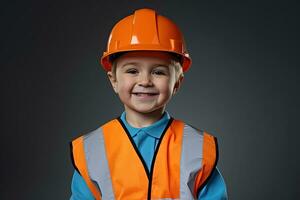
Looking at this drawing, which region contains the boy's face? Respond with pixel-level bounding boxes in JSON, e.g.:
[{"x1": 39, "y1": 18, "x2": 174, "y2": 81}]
[{"x1": 107, "y1": 51, "x2": 183, "y2": 115}]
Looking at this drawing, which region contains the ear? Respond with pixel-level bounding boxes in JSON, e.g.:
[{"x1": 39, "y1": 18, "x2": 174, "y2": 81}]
[
  {"x1": 107, "y1": 71, "x2": 118, "y2": 93},
  {"x1": 173, "y1": 74, "x2": 184, "y2": 95}
]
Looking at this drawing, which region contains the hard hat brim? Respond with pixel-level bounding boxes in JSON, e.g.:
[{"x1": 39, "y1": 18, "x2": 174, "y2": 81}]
[{"x1": 101, "y1": 49, "x2": 191, "y2": 72}]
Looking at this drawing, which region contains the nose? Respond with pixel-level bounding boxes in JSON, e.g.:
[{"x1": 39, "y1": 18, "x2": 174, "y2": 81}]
[{"x1": 138, "y1": 72, "x2": 153, "y2": 87}]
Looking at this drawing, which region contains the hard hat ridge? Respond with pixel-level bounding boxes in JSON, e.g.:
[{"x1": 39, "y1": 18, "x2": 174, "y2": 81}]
[{"x1": 130, "y1": 8, "x2": 160, "y2": 45}]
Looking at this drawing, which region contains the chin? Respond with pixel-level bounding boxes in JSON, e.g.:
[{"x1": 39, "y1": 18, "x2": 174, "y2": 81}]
[
  {"x1": 130, "y1": 105, "x2": 165, "y2": 114},
  {"x1": 133, "y1": 108, "x2": 157, "y2": 114}
]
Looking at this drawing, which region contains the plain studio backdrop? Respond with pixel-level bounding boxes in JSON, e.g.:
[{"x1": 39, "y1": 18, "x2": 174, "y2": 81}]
[{"x1": 1, "y1": 0, "x2": 299, "y2": 199}]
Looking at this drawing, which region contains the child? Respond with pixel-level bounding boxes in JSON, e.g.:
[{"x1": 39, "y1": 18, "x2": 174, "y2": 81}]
[{"x1": 70, "y1": 8, "x2": 227, "y2": 200}]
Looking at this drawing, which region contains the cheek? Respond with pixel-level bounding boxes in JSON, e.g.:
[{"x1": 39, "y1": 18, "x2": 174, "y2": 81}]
[
  {"x1": 116, "y1": 79, "x2": 133, "y2": 94},
  {"x1": 158, "y1": 79, "x2": 175, "y2": 95}
]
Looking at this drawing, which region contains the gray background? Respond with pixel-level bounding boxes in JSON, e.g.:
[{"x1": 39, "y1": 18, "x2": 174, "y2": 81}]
[{"x1": 1, "y1": 0, "x2": 299, "y2": 199}]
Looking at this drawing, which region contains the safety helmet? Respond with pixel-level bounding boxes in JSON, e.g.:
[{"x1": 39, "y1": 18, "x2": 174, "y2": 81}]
[{"x1": 100, "y1": 8, "x2": 192, "y2": 72}]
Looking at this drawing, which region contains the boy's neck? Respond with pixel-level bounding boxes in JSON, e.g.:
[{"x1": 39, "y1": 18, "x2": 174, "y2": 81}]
[{"x1": 124, "y1": 107, "x2": 165, "y2": 128}]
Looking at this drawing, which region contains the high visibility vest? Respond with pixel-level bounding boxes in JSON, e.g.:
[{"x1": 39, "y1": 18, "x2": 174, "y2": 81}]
[{"x1": 71, "y1": 118, "x2": 218, "y2": 200}]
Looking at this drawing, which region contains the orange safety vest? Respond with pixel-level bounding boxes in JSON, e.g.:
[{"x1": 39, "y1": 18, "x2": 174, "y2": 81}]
[{"x1": 71, "y1": 118, "x2": 218, "y2": 200}]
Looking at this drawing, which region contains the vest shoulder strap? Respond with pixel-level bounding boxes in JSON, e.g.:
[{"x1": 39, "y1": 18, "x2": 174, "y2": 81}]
[
  {"x1": 71, "y1": 136, "x2": 102, "y2": 200},
  {"x1": 194, "y1": 130, "x2": 218, "y2": 197}
]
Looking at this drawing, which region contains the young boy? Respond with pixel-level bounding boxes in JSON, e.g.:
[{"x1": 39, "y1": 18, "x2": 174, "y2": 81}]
[{"x1": 70, "y1": 8, "x2": 227, "y2": 200}]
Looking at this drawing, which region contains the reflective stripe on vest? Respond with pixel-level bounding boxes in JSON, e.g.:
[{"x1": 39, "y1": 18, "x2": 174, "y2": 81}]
[{"x1": 71, "y1": 118, "x2": 218, "y2": 200}]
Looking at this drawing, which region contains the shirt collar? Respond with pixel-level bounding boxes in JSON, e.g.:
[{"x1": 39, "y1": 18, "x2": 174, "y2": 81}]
[{"x1": 120, "y1": 111, "x2": 170, "y2": 139}]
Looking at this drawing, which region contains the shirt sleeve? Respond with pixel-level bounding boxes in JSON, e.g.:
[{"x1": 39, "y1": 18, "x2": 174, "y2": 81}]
[
  {"x1": 70, "y1": 170, "x2": 95, "y2": 200},
  {"x1": 198, "y1": 167, "x2": 228, "y2": 200}
]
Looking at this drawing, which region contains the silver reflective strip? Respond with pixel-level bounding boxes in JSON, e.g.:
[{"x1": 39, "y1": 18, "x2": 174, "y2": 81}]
[
  {"x1": 180, "y1": 124, "x2": 204, "y2": 199},
  {"x1": 83, "y1": 127, "x2": 115, "y2": 200}
]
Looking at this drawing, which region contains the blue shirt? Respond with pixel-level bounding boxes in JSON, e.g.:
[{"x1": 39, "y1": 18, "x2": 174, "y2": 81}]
[{"x1": 70, "y1": 112, "x2": 228, "y2": 199}]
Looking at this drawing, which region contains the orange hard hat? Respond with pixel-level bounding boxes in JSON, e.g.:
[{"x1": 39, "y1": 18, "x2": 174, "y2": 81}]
[{"x1": 100, "y1": 8, "x2": 192, "y2": 72}]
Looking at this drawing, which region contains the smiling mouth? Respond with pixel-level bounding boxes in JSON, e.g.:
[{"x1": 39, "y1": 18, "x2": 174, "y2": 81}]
[{"x1": 132, "y1": 93, "x2": 158, "y2": 96}]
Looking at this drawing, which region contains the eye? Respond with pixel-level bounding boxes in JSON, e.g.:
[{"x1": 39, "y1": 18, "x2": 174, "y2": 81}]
[
  {"x1": 126, "y1": 68, "x2": 138, "y2": 74},
  {"x1": 153, "y1": 70, "x2": 165, "y2": 75},
  {"x1": 152, "y1": 68, "x2": 168, "y2": 76}
]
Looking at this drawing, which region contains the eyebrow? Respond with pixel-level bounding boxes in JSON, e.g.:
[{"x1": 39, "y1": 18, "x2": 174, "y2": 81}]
[
  {"x1": 153, "y1": 64, "x2": 169, "y2": 68},
  {"x1": 121, "y1": 62, "x2": 139, "y2": 68},
  {"x1": 120, "y1": 62, "x2": 170, "y2": 69}
]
